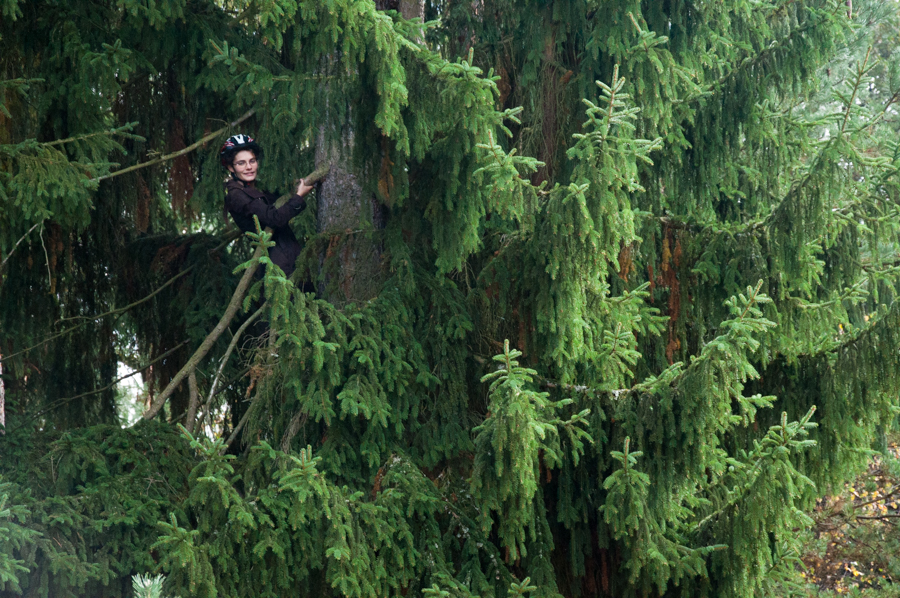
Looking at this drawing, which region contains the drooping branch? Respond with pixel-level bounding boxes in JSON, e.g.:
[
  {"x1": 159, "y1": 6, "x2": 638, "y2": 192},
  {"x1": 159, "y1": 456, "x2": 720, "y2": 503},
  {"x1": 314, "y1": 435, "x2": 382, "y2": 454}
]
[
  {"x1": 2, "y1": 229, "x2": 245, "y2": 364},
  {"x1": 93, "y1": 109, "x2": 256, "y2": 183},
  {"x1": 8, "y1": 341, "x2": 189, "y2": 433},
  {"x1": 191, "y1": 301, "x2": 267, "y2": 434}
]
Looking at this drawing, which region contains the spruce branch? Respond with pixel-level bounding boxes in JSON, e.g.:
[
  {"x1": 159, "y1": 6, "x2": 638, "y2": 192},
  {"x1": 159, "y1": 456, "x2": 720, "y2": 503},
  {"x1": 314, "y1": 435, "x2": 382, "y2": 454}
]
[
  {"x1": 43, "y1": 123, "x2": 140, "y2": 147},
  {"x1": 92, "y1": 109, "x2": 256, "y2": 183},
  {"x1": 131, "y1": 574, "x2": 167, "y2": 598},
  {"x1": 693, "y1": 407, "x2": 818, "y2": 533},
  {"x1": 840, "y1": 46, "x2": 873, "y2": 136},
  {"x1": 738, "y1": 280, "x2": 765, "y2": 321},
  {"x1": 0, "y1": 78, "x2": 43, "y2": 118},
  {"x1": 694, "y1": 5, "x2": 846, "y2": 106}
]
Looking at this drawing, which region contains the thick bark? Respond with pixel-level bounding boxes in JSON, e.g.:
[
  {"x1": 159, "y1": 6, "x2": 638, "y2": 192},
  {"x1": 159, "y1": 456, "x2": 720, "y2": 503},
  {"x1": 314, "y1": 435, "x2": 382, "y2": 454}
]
[
  {"x1": 374, "y1": 0, "x2": 423, "y2": 15},
  {"x1": 399, "y1": 0, "x2": 424, "y2": 20},
  {"x1": 533, "y1": 26, "x2": 559, "y2": 186},
  {"x1": 315, "y1": 127, "x2": 385, "y2": 303},
  {"x1": 315, "y1": 0, "x2": 423, "y2": 304}
]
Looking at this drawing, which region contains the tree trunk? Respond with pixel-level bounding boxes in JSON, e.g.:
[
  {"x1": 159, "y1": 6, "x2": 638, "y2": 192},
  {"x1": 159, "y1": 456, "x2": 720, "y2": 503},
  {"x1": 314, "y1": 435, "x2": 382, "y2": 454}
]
[
  {"x1": 315, "y1": 0, "x2": 422, "y2": 304},
  {"x1": 315, "y1": 128, "x2": 385, "y2": 304},
  {"x1": 399, "y1": 0, "x2": 424, "y2": 20}
]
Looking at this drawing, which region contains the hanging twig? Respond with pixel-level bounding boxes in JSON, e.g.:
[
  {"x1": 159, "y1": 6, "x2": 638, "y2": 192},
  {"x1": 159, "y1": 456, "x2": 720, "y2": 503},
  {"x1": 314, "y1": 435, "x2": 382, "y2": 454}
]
[
  {"x1": 0, "y1": 221, "x2": 43, "y2": 271},
  {"x1": 221, "y1": 403, "x2": 253, "y2": 453},
  {"x1": 191, "y1": 302, "x2": 267, "y2": 434},
  {"x1": 93, "y1": 109, "x2": 256, "y2": 183},
  {"x1": 39, "y1": 223, "x2": 52, "y2": 290},
  {"x1": 1, "y1": 229, "x2": 244, "y2": 364}
]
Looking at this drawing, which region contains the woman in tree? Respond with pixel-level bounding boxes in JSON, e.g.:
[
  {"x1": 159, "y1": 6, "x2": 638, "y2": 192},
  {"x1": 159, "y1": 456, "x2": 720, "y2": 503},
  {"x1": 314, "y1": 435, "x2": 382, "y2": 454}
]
[{"x1": 220, "y1": 134, "x2": 315, "y2": 281}]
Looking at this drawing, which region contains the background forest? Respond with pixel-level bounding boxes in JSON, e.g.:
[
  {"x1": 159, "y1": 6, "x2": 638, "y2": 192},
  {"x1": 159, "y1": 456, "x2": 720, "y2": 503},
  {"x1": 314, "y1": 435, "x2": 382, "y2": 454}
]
[{"x1": 4, "y1": 0, "x2": 900, "y2": 597}]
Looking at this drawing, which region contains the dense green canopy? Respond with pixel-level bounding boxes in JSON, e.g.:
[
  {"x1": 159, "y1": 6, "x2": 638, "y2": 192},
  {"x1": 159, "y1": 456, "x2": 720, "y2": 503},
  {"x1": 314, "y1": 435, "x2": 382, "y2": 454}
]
[{"x1": 3, "y1": 0, "x2": 900, "y2": 597}]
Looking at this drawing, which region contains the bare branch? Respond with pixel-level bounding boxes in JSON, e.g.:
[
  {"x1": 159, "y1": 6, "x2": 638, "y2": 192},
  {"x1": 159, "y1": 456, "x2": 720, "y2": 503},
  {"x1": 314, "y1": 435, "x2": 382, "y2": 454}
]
[
  {"x1": 185, "y1": 371, "x2": 200, "y2": 434},
  {"x1": 1, "y1": 230, "x2": 245, "y2": 364},
  {"x1": 93, "y1": 109, "x2": 256, "y2": 183},
  {"x1": 141, "y1": 241, "x2": 266, "y2": 421},
  {"x1": 44, "y1": 123, "x2": 138, "y2": 147},
  {"x1": 0, "y1": 221, "x2": 43, "y2": 271},
  {"x1": 194, "y1": 301, "x2": 267, "y2": 431},
  {"x1": 207, "y1": 302, "x2": 266, "y2": 402},
  {"x1": 221, "y1": 403, "x2": 253, "y2": 453}
]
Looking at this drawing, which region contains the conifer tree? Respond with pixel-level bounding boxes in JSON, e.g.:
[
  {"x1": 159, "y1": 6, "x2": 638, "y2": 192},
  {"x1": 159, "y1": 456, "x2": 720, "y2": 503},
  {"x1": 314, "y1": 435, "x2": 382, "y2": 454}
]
[{"x1": 3, "y1": 1, "x2": 900, "y2": 597}]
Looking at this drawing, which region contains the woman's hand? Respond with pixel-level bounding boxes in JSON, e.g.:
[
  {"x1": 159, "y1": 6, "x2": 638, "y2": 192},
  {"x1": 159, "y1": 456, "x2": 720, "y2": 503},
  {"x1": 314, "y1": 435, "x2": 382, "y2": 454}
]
[{"x1": 296, "y1": 178, "x2": 315, "y2": 197}]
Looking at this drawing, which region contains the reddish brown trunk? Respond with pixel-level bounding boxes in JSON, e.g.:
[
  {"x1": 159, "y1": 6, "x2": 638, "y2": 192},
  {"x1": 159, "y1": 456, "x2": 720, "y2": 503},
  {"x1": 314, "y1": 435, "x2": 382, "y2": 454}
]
[{"x1": 532, "y1": 29, "x2": 559, "y2": 186}]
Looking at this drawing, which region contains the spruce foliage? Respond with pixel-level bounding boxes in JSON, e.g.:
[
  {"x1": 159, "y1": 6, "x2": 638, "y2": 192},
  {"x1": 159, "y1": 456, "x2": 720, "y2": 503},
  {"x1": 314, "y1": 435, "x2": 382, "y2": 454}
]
[{"x1": 3, "y1": 1, "x2": 900, "y2": 597}]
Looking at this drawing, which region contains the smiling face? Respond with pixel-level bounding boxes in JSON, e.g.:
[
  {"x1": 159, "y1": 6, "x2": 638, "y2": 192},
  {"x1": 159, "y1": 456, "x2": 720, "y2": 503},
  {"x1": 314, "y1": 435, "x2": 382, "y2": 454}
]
[{"x1": 227, "y1": 149, "x2": 258, "y2": 184}]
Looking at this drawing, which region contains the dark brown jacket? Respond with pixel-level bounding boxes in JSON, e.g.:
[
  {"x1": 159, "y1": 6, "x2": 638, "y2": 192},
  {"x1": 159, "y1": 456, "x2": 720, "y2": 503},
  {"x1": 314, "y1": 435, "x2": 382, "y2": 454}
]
[{"x1": 224, "y1": 179, "x2": 306, "y2": 277}]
